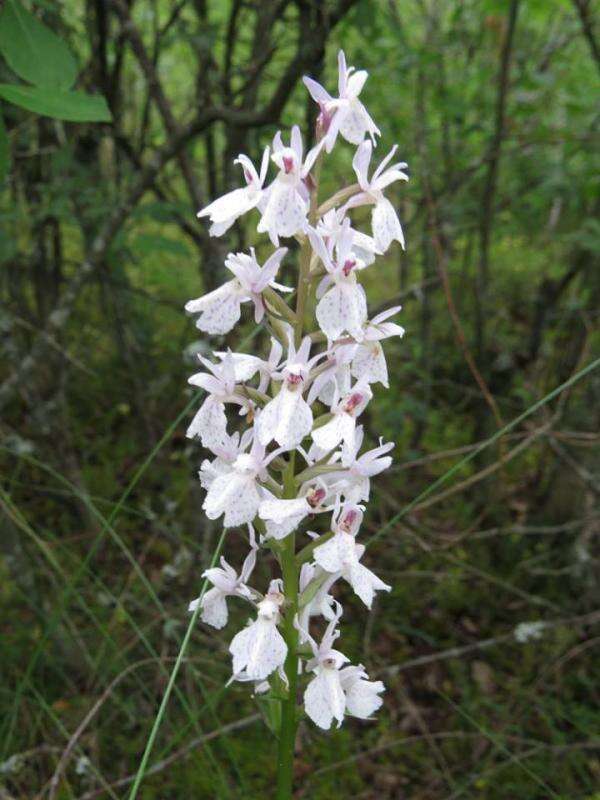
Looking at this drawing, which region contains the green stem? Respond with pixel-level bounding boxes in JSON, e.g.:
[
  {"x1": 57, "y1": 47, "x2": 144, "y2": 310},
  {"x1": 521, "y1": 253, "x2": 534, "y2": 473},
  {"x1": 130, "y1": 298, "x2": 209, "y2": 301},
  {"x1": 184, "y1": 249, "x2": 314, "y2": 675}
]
[
  {"x1": 275, "y1": 142, "x2": 324, "y2": 799},
  {"x1": 275, "y1": 457, "x2": 299, "y2": 799}
]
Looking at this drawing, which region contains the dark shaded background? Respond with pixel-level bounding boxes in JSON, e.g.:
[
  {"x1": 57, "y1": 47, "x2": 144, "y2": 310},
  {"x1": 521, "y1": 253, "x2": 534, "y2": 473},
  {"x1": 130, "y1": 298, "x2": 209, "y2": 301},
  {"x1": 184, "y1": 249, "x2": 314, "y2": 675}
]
[{"x1": 1, "y1": 1, "x2": 599, "y2": 797}]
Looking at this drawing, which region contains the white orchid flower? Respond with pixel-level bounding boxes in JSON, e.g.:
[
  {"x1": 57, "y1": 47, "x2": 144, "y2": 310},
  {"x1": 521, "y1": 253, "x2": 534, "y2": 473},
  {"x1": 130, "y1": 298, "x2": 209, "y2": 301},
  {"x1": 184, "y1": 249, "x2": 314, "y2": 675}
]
[
  {"x1": 346, "y1": 139, "x2": 408, "y2": 252},
  {"x1": 215, "y1": 337, "x2": 284, "y2": 394},
  {"x1": 316, "y1": 207, "x2": 380, "y2": 266},
  {"x1": 259, "y1": 483, "x2": 329, "y2": 541},
  {"x1": 197, "y1": 147, "x2": 270, "y2": 236},
  {"x1": 202, "y1": 435, "x2": 282, "y2": 528},
  {"x1": 337, "y1": 426, "x2": 394, "y2": 503},
  {"x1": 303, "y1": 50, "x2": 380, "y2": 153},
  {"x1": 188, "y1": 540, "x2": 257, "y2": 629},
  {"x1": 186, "y1": 352, "x2": 249, "y2": 450},
  {"x1": 257, "y1": 126, "x2": 323, "y2": 246},
  {"x1": 350, "y1": 305, "x2": 405, "y2": 386},
  {"x1": 255, "y1": 335, "x2": 324, "y2": 450},
  {"x1": 339, "y1": 664, "x2": 385, "y2": 719},
  {"x1": 308, "y1": 221, "x2": 368, "y2": 341},
  {"x1": 313, "y1": 504, "x2": 391, "y2": 608},
  {"x1": 230, "y1": 580, "x2": 288, "y2": 682},
  {"x1": 311, "y1": 381, "x2": 373, "y2": 453},
  {"x1": 185, "y1": 247, "x2": 289, "y2": 335},
  {"x1": 301, "y1": 604, "x2": 349, "y2": 729}
]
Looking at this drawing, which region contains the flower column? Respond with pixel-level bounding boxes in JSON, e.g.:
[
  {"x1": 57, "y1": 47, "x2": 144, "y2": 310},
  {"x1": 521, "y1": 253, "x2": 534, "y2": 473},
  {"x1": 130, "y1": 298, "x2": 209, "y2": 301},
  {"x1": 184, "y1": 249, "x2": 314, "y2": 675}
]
[{"x1": 185, "y1": 50, "x2": 409, "y2": 800}]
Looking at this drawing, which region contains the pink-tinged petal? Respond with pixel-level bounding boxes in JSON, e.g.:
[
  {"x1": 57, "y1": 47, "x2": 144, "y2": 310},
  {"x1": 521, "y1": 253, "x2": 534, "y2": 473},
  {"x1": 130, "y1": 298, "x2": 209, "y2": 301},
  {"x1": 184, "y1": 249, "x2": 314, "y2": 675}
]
[
  {"x1": 304, "y1": 669, "x2": 345, "y2": 729},
  {"x1": 372, "y1": 198, "x2": 405, "y2": 252},
  {"x1": 338, "y1": 104, "x2": 368, "y2": 145},
  {"x1": 371, "y1": 144, "x2": 398, "y2": 183},
  {"x1": 303, "y1": 75, "x2": 332, "y2": 106},
  {"x1": 199, "y1": 588, "x2": 229, "y2": 629},
  {"x1": 302, "y1": 139, "x2": 325, "y2": 177},
  {"x1": 370, "y1": 305, "x2": 402, "y2": 326},
  {"x1": 337, "y1": 50, "x2": 348, "y2": 95},
  {"x1": 374, "y1": 165, "x2": 409, "y2": 191},
  {"x1": 352, "y1": 140, "x2": 372, "y2": 190},
  {"x1": 351, "y1": 342, "x2": 389, "y2": 386},
  {"x1": 346, "y1": 69, "x2": 368, "y2": 98},
  {"x1": 291, "y1": 125, "x2": 303, "y2": 162},
  {"x1": 259, "y1": 146, "x2": 270, "y2": 184},
  {"x1": 255, "y1": 247, "x2": 287, "y2": 291},
  {"x1": 234, "y1": 154, "x2": 258, "y2": 185},
  {"x1": 348, "y1": 561, "x2": 391, "y2": 609},
  {"x1": 323, "y1": 111, "x2": 342, "y2": 153},
  {"x1": 272, "y1": 130, "x2": 284, "y2": 154},
  {"x1": 307, "y1": 227, "x2": 335, "y2": 274}
]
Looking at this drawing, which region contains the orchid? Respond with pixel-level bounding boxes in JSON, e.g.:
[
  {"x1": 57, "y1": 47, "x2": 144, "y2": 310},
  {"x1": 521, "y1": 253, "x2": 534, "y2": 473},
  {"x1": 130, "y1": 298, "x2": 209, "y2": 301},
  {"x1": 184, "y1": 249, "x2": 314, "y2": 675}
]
[
  {"x1": 347, "y1": 139, "x2": 409, "y2": 252},
  {"x1": 257, "y1": 126, "x2": 322, "y2": 246},
  {"x1": 303, "y1": 50, "x2": 380, "y2": 153},
  {"x1": 313, "y1": 504, "x2": 391, "y2": 609},
  {"x1": 351, "y1": 305, "x2": 405, "y2": 386},
  {"x1": 308, "y1": 221, "x2": 368, "y2": 341},
  {"x1": 311, "y1": 381, "x2": 373, "y2": 453},
  {"x1": 188, "y1": 542, "x2": 257, "y2": 629},
  {"x1": 255, "y1": 334, "x2": 322, "y2": 450},
  {"x1": 197, "y1": 147, "x2": 270, "y2": 236},
  {"x1": 230, "y1": 580, "x2": 288, "y2": 681},
  {"x1": 185, "y1": 48, "x2": 409, "y2": 797},
  {"x1": 185, "y1": 247, "x2": 289, "y2": 334}
]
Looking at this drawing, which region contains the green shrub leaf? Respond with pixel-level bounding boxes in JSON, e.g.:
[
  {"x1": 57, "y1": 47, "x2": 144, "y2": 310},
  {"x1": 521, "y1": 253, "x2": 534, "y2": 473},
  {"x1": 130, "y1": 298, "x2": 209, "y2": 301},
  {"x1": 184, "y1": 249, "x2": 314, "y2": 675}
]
[
  {"x1": 0, "y1": 84, "x2": 112, "y2": 122},
  {"x1": 0, "y1": 0, "x2": 78, "y2": 90}
]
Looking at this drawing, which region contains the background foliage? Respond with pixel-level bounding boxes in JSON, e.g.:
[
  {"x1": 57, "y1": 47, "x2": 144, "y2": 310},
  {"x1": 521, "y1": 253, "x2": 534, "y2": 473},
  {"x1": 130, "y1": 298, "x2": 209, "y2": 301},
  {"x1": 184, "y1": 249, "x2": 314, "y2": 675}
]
[{"x1": 1, "y1": 0, "x2": 599, "y2": 798}]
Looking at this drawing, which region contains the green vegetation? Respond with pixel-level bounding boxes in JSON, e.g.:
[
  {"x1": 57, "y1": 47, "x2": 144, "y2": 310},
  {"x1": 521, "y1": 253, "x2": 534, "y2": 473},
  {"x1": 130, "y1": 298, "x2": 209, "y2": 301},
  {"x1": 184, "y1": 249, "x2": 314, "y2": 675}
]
[{"x1": 1, "y1": 0, "x2": 599, "y2": 797}]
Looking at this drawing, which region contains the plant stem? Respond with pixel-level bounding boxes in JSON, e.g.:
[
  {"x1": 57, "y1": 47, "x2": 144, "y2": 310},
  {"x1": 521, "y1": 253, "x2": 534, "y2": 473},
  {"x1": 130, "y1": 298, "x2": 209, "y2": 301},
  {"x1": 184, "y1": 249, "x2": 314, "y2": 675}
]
[
  {"x1": 275, "y1": 143, "x2": 324, "y2": 798},
  {"x1": 275, "y1": 456, "x2": 299, "y2": 799}
]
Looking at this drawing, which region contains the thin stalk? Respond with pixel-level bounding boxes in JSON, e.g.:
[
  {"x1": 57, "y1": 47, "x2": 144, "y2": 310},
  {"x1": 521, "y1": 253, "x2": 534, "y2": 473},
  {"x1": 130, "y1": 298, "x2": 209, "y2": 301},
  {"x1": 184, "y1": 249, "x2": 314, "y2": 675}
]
[
  {"x1": 275, "y1": 147, "x2": 324, "y2": 797},
  {"x1": 275, "y1": 455, "x2": 299, "y2": 798}
]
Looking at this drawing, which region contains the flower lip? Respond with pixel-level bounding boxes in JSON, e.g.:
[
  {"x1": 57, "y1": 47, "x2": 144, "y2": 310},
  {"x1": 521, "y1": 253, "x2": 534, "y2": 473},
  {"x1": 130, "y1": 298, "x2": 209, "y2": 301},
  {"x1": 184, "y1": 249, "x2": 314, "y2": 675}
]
[
  {"x1": 342, "y1": 258, "x2": 356, "y2": 277},
  {"x1": 340, "y1": 508, "x2": 358, "y2": 532},
  {"x1": 343, "y1": 392, "x2": 364, "y2": 414},
  {"x1": 286, "y1": 371, "x2": 304, "y2": 386},
  {"x1": 307, "y1": 486, "x2": 327, "y2": 508}
]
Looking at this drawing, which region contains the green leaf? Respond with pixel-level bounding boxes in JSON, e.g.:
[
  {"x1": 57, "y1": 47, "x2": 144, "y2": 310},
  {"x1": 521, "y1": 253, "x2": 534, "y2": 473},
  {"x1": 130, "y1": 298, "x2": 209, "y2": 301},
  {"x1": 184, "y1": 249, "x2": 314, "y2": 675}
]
[
  {"x1": 0, "y1": 111, "x2": 8, "y2": 183},
  {"x1": 0, "y1": 84, "x2": 112, "y2": 122},
  {"x1": 0, "y1": 0, "x2": 78, "y2": 90}
]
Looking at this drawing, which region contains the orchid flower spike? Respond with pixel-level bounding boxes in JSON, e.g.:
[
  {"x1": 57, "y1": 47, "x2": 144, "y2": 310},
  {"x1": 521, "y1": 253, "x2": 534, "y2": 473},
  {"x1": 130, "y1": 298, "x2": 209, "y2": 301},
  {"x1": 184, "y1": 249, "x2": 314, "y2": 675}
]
[{"x1": 186, "y1": 49, "x2": 406, "y2": 745}]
